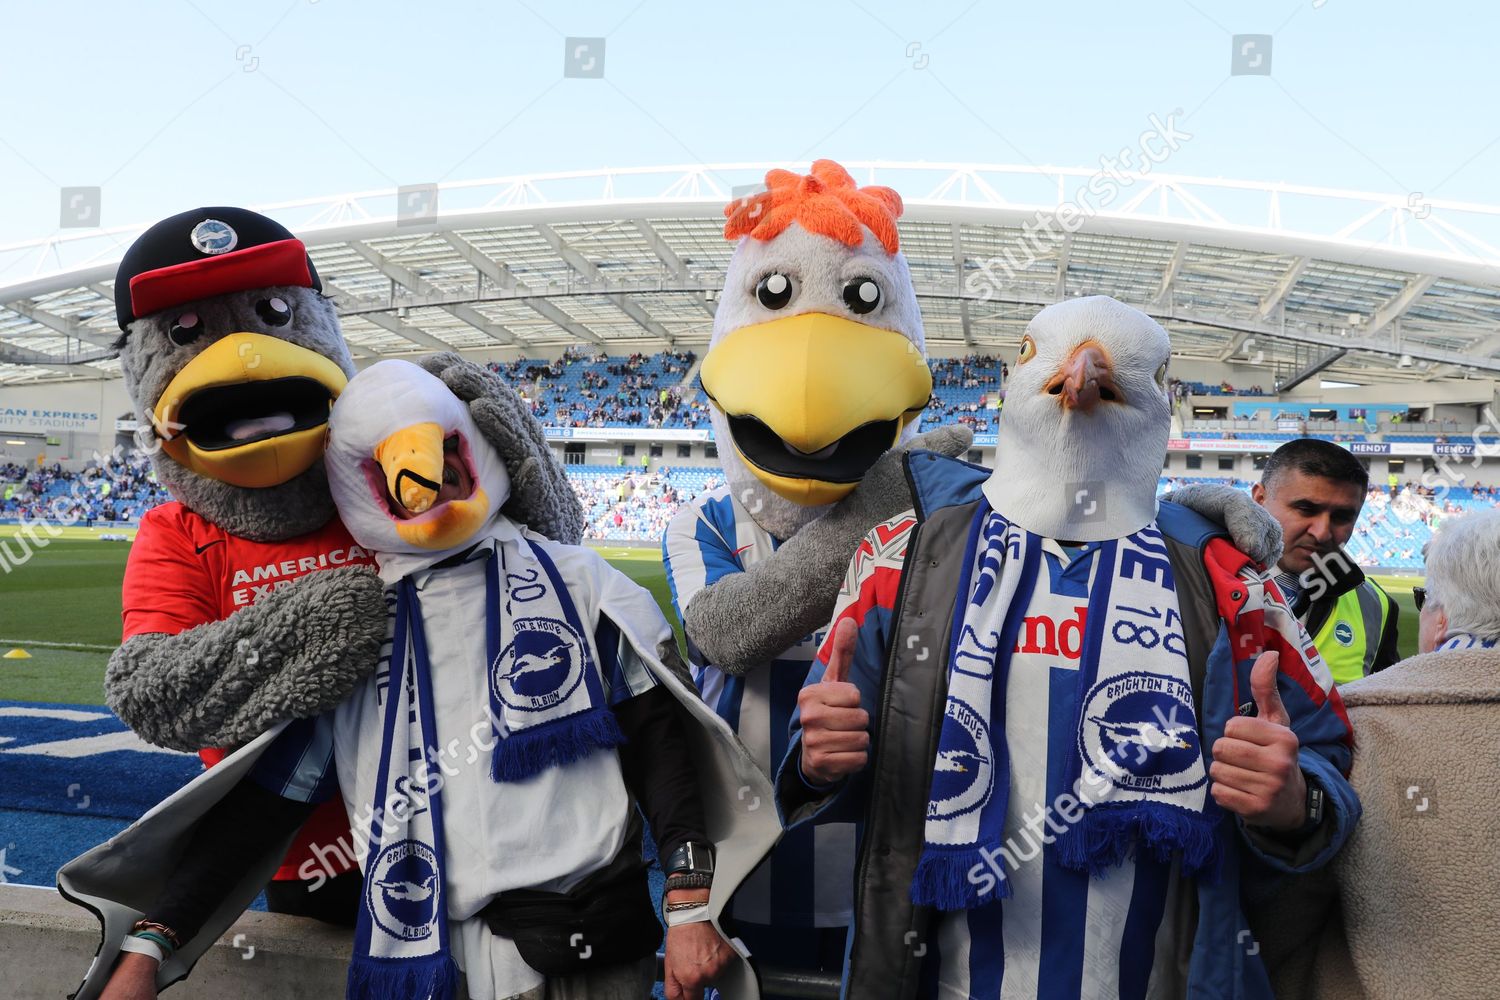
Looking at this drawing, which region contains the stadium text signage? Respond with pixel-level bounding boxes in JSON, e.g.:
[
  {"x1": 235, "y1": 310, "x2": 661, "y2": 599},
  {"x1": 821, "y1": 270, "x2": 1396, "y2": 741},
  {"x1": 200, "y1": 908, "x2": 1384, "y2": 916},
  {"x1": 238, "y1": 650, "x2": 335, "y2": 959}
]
[
  {"x1": 1348, "y1": 442, "x2": 1390, "y2": 455},
  {"x1": 544, "y1": 426, "x2": 713, "y2": 443},
  {"x1": 0, "y1": 406, "x2": 101, "y2": 434},
  {"x1": 1167, "y1": 438, "x2": 1271, "y2": 453}
]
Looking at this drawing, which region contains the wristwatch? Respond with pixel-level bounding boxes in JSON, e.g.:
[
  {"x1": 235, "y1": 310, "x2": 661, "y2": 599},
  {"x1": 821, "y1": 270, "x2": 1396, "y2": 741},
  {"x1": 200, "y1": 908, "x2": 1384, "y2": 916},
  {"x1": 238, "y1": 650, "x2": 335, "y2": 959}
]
[
  {"x1": 663, "y1": 841, "x2": 715, "y2": 878},
  {"x1": 1304, "y1": 783, "x2": 1326, "y2": 829}
]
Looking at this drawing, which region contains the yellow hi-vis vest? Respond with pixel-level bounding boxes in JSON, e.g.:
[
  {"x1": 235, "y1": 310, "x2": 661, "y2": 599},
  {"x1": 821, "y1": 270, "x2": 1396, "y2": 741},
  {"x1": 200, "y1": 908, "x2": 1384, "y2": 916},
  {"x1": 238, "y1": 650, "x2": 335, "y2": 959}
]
[{"x1": 1312, "y1": 581, "x2": 1390, "y2": 685}]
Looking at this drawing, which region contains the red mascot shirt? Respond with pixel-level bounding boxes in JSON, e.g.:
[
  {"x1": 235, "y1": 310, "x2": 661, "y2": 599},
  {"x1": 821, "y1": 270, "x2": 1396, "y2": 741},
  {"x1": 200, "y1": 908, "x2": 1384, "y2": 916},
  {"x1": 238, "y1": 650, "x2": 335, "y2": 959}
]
[{"x1": 122, "y1": 500, "x2": 374, "y2": 882}]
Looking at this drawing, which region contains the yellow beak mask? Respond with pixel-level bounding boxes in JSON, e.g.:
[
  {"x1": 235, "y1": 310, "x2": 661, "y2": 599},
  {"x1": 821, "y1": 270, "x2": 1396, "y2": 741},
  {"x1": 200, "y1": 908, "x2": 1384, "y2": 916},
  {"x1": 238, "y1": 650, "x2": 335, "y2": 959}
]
[
  {"x1": 700, "y1": 311, "x2": 932, "y2": 506},
  {"x1": 325, "y1": 360, "x2": 511, "y2": 563},
  {"x1": 151, "y1": 332, "x2": 349, "y2": 489}
]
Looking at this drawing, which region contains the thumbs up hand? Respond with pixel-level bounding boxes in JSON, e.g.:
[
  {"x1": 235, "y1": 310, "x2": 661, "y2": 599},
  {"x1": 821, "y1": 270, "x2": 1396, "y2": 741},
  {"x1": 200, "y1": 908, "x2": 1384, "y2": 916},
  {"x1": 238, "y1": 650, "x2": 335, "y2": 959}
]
[
  {"x1": 1209, "y1": 651, "x2": 1308, "y2": 830},
  {"x1": 798, "y1": 618, "x2": 871, "y2": 785}
]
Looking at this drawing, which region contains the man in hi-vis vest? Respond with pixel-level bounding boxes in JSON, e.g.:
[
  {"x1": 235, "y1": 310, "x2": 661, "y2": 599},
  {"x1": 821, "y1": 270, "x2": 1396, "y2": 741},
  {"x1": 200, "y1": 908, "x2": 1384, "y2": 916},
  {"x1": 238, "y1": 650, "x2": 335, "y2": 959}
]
[{"x1": 1252, "y1": 439, "x2": 1400, "y2": 683}]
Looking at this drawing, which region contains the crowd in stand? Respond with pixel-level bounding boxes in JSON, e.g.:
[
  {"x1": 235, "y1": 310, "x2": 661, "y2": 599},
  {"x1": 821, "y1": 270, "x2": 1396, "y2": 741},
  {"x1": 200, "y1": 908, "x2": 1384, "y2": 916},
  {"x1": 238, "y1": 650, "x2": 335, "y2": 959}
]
[
  {"x1": 570, "y1": 466, "x2": 721, "y2": 542},
  {"x1": 487, "y1": 348, "x2": 707, "y2": 429},
  {"x1": 930, "y1": 354, "x2": 1005, "y2": 389},
  {"x1": 0, "y1": 451, "x2": 169, "y2": 524},
  {"x1": 921, "y1": 354, "x2": 1006, "y2": 433}
]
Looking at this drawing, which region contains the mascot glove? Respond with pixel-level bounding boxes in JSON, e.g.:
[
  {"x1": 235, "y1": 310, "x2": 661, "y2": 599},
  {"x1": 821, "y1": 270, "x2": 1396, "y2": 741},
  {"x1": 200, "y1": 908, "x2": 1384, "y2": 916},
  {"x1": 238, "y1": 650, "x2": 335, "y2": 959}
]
[
  {"x1": 685, "y1": 425, "x2": 972, "y2": 674},
  {"x1": 418, "y1": 352, "x2": 585, "y2": 546},
  {"x1": 105, "y1": 565, "x2": 389, "y2": 752},
  {"x1": 1162, "y1": 482, "x2": 1284, "y2": 569}
]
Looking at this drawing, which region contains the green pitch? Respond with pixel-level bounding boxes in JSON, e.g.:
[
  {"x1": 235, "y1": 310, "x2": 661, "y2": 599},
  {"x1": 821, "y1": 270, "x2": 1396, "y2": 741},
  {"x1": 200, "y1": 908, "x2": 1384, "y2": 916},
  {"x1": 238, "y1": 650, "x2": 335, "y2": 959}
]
[
  {"x1": 0, "y1": 536, "x2": 677, "y2": 706},
  {"x1": 0, "y1": 536, "x2": 1418, "y2": 707}
]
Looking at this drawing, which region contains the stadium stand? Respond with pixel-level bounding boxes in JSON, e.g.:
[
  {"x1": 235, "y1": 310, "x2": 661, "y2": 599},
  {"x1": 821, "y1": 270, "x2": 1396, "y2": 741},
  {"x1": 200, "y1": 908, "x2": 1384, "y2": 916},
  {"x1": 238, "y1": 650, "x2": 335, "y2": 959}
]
[
  {"x1": 919, "y1": 354, "x2": 1005, "y2": 433},
  {"x1": 570, "y1": 464, "x2": 723, "y2": 541},
  {"x1": 488, "y1": 348, "x2": 710, "y2": 430},
  {"x1": 1176, "y1": 381, "x2": 1271, "y2": 397},
  {"x1": 10, "y1": 441, "x2": 1500, "y2": 560},
  {"x1": 0, "y1": 452, "x2": 167, "y2": 525},
  {"x1": 479, "y1": 350, "x2": 1012, "y2": 433}
]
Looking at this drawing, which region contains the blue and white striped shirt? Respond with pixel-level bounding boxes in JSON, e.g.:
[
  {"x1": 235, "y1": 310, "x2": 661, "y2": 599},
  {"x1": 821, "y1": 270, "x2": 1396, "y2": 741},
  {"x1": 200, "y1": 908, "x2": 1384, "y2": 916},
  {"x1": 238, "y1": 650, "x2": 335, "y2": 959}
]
[
  {"x1": 663, "y1": 485, "x2": 855, "y2": 928},
  {"x1": 926, "y1": 537, "x2": 1183, "y2": 999}
]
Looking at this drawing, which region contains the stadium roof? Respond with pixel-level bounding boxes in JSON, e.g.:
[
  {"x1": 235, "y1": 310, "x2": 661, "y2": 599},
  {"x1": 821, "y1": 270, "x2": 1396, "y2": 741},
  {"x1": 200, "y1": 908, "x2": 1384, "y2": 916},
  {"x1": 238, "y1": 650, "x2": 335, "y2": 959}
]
[{"x1": 4, "y1": 162, "x2": 1500, "y2": 388}]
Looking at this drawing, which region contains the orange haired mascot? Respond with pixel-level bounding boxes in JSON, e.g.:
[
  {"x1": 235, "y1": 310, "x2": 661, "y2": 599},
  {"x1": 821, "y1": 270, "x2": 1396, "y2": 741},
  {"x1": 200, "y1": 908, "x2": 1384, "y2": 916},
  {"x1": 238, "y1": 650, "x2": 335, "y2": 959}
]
[{"x1": 662, "y1": 160, "x2": 971, "y2": 977}]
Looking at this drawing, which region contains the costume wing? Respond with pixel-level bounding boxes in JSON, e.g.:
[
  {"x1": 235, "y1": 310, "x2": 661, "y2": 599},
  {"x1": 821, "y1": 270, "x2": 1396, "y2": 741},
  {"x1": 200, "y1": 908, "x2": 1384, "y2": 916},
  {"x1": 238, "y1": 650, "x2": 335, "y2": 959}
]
[{"x1": 58, "y1": 726, "x2": 293, "y2": 1000}]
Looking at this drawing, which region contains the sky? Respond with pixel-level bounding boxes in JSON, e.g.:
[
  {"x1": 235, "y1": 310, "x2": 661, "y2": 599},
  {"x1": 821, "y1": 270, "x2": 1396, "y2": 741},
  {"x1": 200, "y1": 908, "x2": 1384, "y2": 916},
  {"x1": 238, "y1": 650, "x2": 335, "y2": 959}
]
[{"x1": 2, "y1": 0, "x2": 1498, "y2": 248}]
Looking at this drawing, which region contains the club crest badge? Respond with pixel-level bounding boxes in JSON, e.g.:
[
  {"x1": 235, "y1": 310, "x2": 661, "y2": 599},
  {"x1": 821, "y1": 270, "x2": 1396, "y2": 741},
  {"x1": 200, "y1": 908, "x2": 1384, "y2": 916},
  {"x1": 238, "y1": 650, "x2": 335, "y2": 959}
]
[
  {"x1": 190, "y1": 218, "x2": 238, "y2": 255},
  {"x1": 926, "y1": 698, "x2": 994, "y2": 822},
  {"x1": 491, "y1": 617, "x2": 588, "y2": 713},
  {"x1": 1079, "y1": 671, "x2": 1206, "y2": 794},
  {"x1": 365, "y1": 839, "x2": 441, "y2": 942}
]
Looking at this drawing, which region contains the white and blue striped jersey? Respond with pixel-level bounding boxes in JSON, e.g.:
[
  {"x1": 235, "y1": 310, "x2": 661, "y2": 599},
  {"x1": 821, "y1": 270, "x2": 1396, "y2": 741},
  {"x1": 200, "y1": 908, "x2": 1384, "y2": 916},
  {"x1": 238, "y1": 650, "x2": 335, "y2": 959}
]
[
  {"x1": 663, "y1": 485, "x2": 855, "y2": 928},
  {"x1": 924, "y1": 538, "x2": 1182, "y2": 999}
]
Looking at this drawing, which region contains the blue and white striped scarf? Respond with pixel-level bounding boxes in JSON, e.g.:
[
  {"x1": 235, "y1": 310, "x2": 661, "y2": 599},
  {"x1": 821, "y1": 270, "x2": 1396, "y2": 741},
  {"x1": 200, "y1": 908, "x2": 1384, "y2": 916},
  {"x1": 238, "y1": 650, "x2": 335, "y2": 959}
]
[
  {"x1": 911, "y1": 505, "x2": 1219, "y2": 911},
  {"x1": 348, "y1": 574, "x2": 459, "y2": 1000},
  {"x1": 1438, "y1": 632, "x2": 1499, "y2": 651},
  {"x1": 483, "y1": 539, "x2": 624, "y2": 782}
]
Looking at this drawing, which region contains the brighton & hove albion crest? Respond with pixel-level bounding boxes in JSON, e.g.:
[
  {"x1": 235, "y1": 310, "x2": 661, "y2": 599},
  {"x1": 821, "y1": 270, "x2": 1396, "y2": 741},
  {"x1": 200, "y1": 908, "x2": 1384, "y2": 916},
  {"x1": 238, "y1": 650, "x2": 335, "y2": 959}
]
[
  {"x1": 491, "y1": 617, "x2": 588, "y2": 713},
  {"x1": 1333, "y1": 621, "x2": 1355, "y2": 646},
  {"x1": 1079, "y1": 671, "x2": 1206, "y2": 794},
  {"x1": 190, "y1": 218, "x2": 238, "y2": 255},
  {"x1": 927, "y1": 698, "x2": 995, "y2": 822},
  {"x1": 365, "y1": 839, "x2": 441, "y2": 942}
]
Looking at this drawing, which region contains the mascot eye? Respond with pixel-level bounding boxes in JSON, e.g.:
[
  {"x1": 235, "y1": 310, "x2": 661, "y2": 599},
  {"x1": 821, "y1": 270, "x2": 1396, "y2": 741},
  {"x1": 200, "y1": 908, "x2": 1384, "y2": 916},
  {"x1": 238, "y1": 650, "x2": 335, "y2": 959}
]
[
  {"x1": 842, "y1": 278, "x2": 882, "y2": 315},
  {"x1": 168, "y1": 312, "x2": 202, "y2": 347},
  {"x1": 755, "y1": 272, "x2": 796, "y2": 310},
  {"x1": 1155, "y1": 362, "x2": 1168, "y2": 388},
  {"x1": 1017, "y1": 335, "x2": 1037, "y2": 365},
  {"x1": 256, "y1": 297, "x2": 293, "y2": 327}
]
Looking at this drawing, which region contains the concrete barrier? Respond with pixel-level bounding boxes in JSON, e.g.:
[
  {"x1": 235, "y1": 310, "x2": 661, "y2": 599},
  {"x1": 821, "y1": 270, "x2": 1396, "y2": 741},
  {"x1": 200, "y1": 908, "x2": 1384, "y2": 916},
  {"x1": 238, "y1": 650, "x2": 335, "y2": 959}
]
[
  {"x1": 2, "y1": 884, "x2": 843, "y2": 999},
  {"x1": 1, "y1": 884, "x2": 350, "y2": 999}
]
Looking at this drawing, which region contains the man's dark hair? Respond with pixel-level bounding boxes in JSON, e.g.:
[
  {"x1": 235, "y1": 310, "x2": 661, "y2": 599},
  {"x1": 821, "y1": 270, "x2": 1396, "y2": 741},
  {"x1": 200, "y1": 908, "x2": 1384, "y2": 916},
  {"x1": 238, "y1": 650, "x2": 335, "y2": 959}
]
[{"x1": 1261, "y1": 437, "x2": 1369, "y2": 491}]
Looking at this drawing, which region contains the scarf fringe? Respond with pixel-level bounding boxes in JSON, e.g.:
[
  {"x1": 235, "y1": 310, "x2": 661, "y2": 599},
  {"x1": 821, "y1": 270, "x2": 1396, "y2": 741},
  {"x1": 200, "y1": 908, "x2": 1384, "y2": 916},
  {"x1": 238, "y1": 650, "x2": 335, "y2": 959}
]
[
  {"x1": 1056, "y1": 802, "x2": 1220, "y2": 880},
  {"x1": 491, "y1": 705, "x2": 625, "y2": 782},
  {"x1": 910, "y1": 848, "x2": 1012, "y2": 911},
  {"x1": 347, "y1": 951, "x2": 459, "y2": 1000}
]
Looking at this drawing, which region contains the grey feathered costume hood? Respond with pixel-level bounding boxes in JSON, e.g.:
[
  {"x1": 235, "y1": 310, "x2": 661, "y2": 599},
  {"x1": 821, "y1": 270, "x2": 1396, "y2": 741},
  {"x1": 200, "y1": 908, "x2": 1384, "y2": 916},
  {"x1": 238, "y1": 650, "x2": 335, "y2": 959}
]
[{"x1": 106, "y1": 208, "x2": 583, "y2": 752}]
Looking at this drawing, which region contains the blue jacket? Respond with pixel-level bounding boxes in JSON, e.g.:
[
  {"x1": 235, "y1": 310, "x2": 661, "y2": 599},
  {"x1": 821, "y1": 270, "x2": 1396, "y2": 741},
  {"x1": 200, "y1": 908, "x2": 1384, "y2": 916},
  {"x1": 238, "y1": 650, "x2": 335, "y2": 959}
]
[{"x1": 775, "y1": 451, "x2": 1360, "y2": 999}]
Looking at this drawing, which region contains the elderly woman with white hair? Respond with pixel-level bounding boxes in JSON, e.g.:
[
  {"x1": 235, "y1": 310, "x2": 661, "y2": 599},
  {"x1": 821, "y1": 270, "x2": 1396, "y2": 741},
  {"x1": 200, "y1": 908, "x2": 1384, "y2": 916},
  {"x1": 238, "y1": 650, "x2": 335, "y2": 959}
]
[{"x1": 1252, "y1": 507, "x2": 1500, "y2": 999}]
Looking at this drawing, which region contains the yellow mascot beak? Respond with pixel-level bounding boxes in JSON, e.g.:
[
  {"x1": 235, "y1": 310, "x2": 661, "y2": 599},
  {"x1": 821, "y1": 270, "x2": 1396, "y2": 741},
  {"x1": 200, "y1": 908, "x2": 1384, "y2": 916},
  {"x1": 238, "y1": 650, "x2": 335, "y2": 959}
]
[
  {"x1": 375, "y1": 421, "x2": 445, "y2": 514},
  {"x1": 152, "y1": 333, "x2": 348, "y2": 489},
  {"x1": 372, "y1": 422, "x2": 491, "y2": 550},
  {"x1": 701, "y1": 312, "x2": 932, "y2": 506}
]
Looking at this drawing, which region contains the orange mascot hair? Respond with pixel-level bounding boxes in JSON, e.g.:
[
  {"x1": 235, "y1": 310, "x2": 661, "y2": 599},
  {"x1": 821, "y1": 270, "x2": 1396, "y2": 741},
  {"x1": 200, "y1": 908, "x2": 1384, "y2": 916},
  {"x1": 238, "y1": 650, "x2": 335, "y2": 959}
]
[{"x1": 723, "y1": 159, "x2": 904, "y2": 255}]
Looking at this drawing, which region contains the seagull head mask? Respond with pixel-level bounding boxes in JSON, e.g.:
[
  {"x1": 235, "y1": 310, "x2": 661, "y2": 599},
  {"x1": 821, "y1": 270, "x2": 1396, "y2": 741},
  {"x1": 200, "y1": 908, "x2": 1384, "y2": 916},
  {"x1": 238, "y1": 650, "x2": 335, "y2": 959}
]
[
  {"x1": 984, "y1": 296, "x2": 1174, "y2": 541},
  {"x1": 325, "y1": 359, "x2": 512, "y2": 580}
]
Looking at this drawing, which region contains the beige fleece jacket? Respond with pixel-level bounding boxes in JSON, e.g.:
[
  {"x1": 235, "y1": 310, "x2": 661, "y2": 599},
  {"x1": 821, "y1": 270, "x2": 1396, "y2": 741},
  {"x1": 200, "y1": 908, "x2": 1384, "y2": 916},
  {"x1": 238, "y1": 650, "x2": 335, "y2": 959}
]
[{"x1": 1249, "y1": 647, "x2": 1500, "y2": 1000}]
